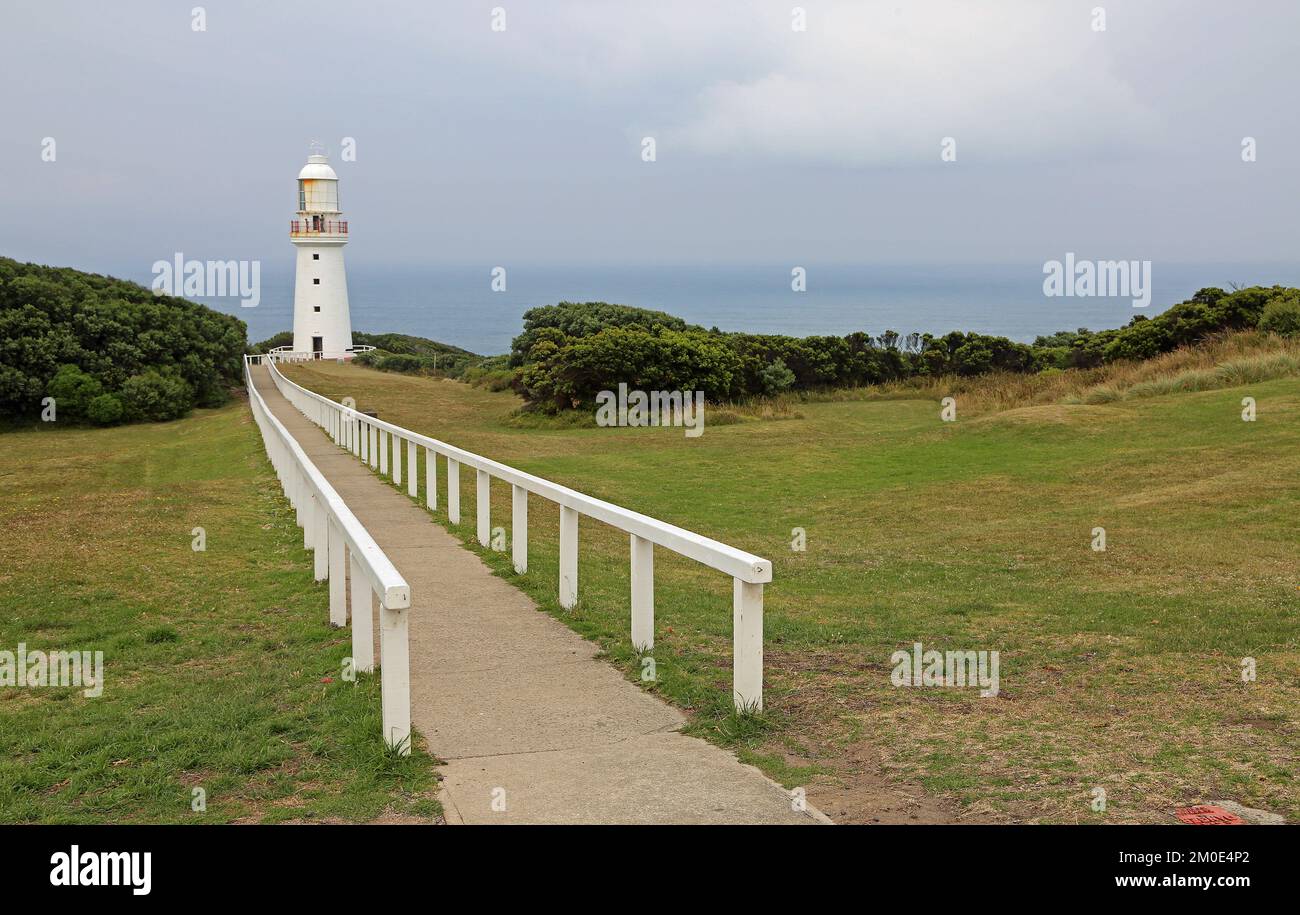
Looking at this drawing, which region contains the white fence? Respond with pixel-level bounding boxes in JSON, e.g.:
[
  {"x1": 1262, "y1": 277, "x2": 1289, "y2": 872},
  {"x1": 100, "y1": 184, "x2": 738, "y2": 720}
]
[
  {"x1": 244, "y1": 356, "x2": 414, "y2": 752},
  {"x1": 260, "y1": 353, "x2": 773, "y2": 710},
  {"x1": 266, "y1": 345, "x2": 376, "y2": 362}
]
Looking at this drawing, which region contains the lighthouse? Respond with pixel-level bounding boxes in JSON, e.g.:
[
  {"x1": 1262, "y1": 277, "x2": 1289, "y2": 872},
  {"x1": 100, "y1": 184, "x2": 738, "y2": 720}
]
[{"x1": 290, "y1": 150, "x2": 353, "y2": 357}]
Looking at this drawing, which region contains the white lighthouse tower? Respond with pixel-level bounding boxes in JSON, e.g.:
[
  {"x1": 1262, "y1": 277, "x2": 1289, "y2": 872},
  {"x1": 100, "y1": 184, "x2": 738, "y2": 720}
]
[{"x1": 291, "y1": 148, "x2": 353, "y2": 357}]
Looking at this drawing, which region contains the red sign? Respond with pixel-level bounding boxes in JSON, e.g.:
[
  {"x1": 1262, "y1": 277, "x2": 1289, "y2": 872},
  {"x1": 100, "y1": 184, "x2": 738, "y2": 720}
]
[{"x1": 1175, "y1": 805, "x2": 1246, "y2": 825}]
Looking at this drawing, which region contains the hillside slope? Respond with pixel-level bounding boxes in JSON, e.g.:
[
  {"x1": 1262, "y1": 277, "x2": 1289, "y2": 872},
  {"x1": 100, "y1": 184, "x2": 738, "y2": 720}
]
[{"x1": 280, "y1": 335, "x2": 1300, "y2": 824}]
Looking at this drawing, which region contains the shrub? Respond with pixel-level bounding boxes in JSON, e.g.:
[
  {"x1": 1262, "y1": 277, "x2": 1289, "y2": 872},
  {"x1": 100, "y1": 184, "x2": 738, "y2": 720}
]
[
  {"x1": 120, "y1": 369, "x2": 194, "y2": 422},
  {"x1": 519, "y1": 324, "x2": 745, "y2": 411},
  {"x1": 1259, "y1": 293, "x2": 1300, "y2": 338},
  {"x1": 85, "y1": 392, "x2": 124, "y2": 425},
  {"x1": 510, "y1": 301, "x2": 689, "y2": 366},
  {"x1": 46, "y1": 364, "x2": 103, "y2": 419},
  {"x1": 0, "y1": 257, "x2": 245, "y2": 421},
  {"x1": 376, "y1": 353, "x2": 425, "y2": 373},
  {"x1": 759, "y1": 358, "x2": 796, "y2": 394}
]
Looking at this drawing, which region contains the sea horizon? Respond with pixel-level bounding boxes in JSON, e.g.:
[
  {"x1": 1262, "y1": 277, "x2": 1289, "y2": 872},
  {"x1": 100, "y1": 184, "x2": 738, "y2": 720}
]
[{"x1": 160, "y1": 261, "x2": 1300, "y2": 356}]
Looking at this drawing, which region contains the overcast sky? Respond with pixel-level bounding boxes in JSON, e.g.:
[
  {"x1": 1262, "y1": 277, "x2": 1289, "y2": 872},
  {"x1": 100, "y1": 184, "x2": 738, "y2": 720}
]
[{"x1": 2, "y1": 0, "x2": 1297, "y2": 275}]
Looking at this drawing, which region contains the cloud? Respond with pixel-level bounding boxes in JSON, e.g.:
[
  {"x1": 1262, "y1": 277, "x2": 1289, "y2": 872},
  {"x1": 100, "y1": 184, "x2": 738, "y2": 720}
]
[{"x1": 667, "y1": 1, "x2": 1161, "y2": 165}]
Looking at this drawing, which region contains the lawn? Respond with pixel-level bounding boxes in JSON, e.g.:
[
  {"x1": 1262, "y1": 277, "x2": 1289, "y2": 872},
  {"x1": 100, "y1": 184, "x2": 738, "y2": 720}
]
[
  {"x1": 0, "y1": 401, "x2": 440, "y2": 824},
  {"x1": 280, "y1": 357, "x2": 1299, "y2": 824}
]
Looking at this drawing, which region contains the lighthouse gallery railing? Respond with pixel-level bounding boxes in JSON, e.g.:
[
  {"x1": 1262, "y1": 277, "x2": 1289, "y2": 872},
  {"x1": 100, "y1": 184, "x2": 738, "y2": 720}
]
[{"x1": 260, "y1": 353, "x2": 772, "y2": 711}]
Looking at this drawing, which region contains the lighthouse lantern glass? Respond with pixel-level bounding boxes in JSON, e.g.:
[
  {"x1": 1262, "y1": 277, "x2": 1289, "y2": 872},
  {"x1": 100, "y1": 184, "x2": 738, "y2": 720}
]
[{"x1": 297, "y1": 179, "x2": 339, "y2": 213}]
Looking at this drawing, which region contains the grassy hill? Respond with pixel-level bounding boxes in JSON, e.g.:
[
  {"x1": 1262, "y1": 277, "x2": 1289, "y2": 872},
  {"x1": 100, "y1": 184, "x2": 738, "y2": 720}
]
[
  {"x1": 0, "y1": 401, "x2": 440, "y2": 823},
  {"x1": 280, "y1": 330, "x2": 1300, "y2": 824}
]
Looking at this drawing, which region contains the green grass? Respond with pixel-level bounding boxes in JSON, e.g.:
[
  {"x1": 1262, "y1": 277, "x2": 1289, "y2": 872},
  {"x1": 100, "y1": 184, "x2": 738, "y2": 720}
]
[
  {"x1": 0, "y1": 401, "x2": 440, "y2": 824},
  {"x1": 283, "y1": 355, "x2": 1300, "y2": 824}
]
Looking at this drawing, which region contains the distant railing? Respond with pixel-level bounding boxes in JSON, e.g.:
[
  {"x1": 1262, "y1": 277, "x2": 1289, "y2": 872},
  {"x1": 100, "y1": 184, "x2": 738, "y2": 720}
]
[
  {"x1": 289, "y1": 219, "x2": 348, "y2": 237},
  {"x1": 264, "y1": 344, "x2": 375, "y2": 362},
  {"x1": 244, "y1": 355, "x2": 414, "y2": 752},
  {"x1": 262, "y1": 355, "x2": 772, "y2": 710}
]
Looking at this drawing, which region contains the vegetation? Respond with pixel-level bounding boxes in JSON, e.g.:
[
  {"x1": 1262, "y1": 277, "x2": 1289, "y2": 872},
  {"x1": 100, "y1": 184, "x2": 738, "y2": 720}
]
[
  {"x1": 251, "y1": 329, "x2": 514, "y2": 390},
  {"x1": 283, "y1": 332, "x2": 1300, "y2": 823},
  {"x1": 0, "y1": 258, "x2": 246, "y2": 425},
  {"x1": 0, "y1": 400, "x2": 440, "y2": 823},
  {"x1": 510, "y1": 286, "x2": 1299, "y2": 412},
  {"x1": 1259, "y1": 292, "x2": 1300, "y2": 338}
]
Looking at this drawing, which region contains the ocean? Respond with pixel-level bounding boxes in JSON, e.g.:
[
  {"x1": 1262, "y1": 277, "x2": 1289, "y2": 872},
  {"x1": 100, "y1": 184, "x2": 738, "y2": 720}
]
[{"x1": 191, "y1": 262, "x2": 1299, "y2": 357}]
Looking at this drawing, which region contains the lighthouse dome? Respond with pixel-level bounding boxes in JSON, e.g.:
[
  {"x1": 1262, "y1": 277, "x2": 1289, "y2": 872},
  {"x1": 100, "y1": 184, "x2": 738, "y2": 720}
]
[{"x1": 298, "y1": 154, "x2": 338, "y2": 181}]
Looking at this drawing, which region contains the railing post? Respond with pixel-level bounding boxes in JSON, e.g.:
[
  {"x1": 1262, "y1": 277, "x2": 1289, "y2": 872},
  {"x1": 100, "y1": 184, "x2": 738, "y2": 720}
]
[
  {"x1": 360, "y1": 420, "x2": 368, "y2": 461},
  {"x1": 559, "y1": 505, "x2": 578, "y2": 609},
  {"x1": 476, "y1": 469, "x2": 490, "y2": 546},
  {"x1": 732, "y1": 579, "x2": 764, "y2": 712},
  {"x1": 447, "y1": 458, "x2": 460, "y2": 524},
  {"x1": 349, "y1": 547, "x2": 374, "y2": 673},
  {"x1": 312, "y1": 497, "x2": 328, "y2": 581},
  {"x1": 379, "y1": 600, "x2": 411, "y2": 755},
  {"x1": 328, "y1": 520, "x2": 346, "y2": 626},
  {"x1": 630, "y1": 534, "x2": 653, "y2": 652},
  {"x1": 407, "y1": 441, "x2": 418, "y2": 498},
  {"x1": 392, "y1": 433, "x2": 402, "y2": 486},
  {"x1": 379, "y1": 430, "x2": 388, "y2": 475},
  {"x1": 425, "y1": 448, "x2": 437, "y2": 510},
  {"x1": 369, "y1": 425, "x2": 378, "y2": 469},
  {"x1": 303, "y1": 481, "x2": 313, "y2": 550},
  {"x1": 298, "y1": 476, "x2": 310, "y2": 548},
  {"x1": 511, "y1": 484, "x2": 527, "y2": 574}
]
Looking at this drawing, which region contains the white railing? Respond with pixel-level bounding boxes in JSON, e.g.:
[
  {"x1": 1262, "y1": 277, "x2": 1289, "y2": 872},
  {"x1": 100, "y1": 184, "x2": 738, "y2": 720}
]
[
  {"x1": 260, "y1": 355, "x2": 772, "y2": 710},
  {"x1": 244, "y1": 355, "x2": 414, "y2": 752},
  {"x1": 265, "y1": 344, "x2": 375, "y2": 362}
]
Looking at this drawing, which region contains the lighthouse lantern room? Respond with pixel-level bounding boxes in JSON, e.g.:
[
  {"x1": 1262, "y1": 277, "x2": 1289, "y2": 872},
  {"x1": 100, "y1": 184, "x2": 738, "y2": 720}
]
[{"x1": 290, "y1": 148, "x2": 353, "y2": 358}]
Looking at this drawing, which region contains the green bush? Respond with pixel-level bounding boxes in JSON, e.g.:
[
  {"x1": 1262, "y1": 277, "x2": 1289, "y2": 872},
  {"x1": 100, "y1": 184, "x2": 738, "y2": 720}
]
[
  {"x1": 86, "y1": 392, "x2": 124, "y2": 425},
  {"x1": 507, "y1": 288, "x2": 1300, "y2": 412},
  {"x1": 376, "y1": 353, "x2": 425, "y2": 373},
  {"x1": 120, "y1": 369, "x2": 194, "y2": 422},
  {"x1": 519, "y1": 324, "x2": 745, "y2": 411},
  {"x1": 1259, "y1": 293, "x2": 1300, "y2": 338},
  {"x1": 0, "y1": 257, "x2": 245, "y2": 422},
  {"x1": 46, "y1": 364, "x2": 103, "y2": 419},
  {"x1": 758, "y1": 358, "x2": 796, "y2": 394},
  {"x1": 510, "y1": 301, "x2": 689, "y2": 367}
]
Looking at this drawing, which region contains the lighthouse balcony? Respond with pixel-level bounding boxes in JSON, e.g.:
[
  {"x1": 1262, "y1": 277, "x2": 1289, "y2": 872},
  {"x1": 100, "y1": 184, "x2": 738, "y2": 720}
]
[{"x1": 289, "y1": 219, "x2": 348, "y2": 238}]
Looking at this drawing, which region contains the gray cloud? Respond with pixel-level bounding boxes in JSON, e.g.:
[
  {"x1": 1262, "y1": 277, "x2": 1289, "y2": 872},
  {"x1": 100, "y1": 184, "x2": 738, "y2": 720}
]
[{"x1": 1, "y1": 0, "x2": 1297, "y2": 272}]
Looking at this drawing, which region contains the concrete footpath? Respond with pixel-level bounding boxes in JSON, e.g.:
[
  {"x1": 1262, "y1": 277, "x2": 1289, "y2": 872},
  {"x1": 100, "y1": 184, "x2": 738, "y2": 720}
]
[{"x1": 250, "y1": 365, "x2": 826, "y2": 824}]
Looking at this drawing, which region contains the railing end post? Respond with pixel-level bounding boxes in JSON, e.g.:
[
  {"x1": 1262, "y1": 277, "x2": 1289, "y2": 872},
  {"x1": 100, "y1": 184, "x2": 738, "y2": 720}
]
[{"x1": 732, "y1": 578, "x2": 763, "y2": 712}]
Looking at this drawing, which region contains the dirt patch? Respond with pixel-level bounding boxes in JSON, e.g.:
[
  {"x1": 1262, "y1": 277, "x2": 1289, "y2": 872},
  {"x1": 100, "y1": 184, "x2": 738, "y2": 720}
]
[{"x1": 803, "y1": 740, "x2": 974, "y2": 824}]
